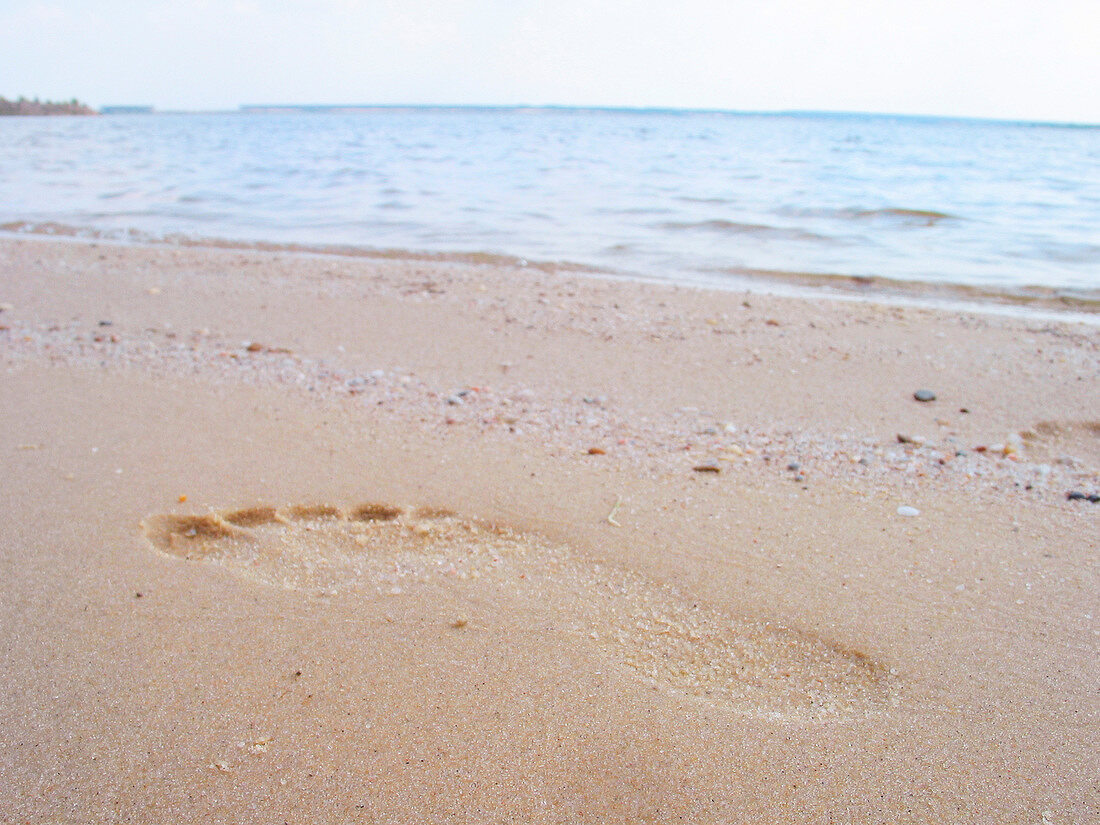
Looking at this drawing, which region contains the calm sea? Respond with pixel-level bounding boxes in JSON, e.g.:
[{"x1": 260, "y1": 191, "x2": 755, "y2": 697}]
[{"x1": 2, "y1": 108, "x2": 1098, "y2": 301}]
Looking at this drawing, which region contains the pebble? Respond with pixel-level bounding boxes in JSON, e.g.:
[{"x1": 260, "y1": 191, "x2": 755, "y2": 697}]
[
  {"x1": 913, "y1": 389, "x2": 936, "y2": 402},
  {"x1": 897, "y1": 505, "x2": 920, "y2": 517},
  {"x1": 1066, "y1": 491, "x2": 1100, "y2": 503},
  {"x1": 445, "y1": 395, "x2": 463, "y2": 406},
  {"x1": 693, "y1": 460, "x2": 722, "y2": 473},
  {"x1": 786, "y1": 462, "x2": 801, "y2": 472}
]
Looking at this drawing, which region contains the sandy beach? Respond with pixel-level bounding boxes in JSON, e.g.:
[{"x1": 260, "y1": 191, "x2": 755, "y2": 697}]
[{"x1": 1, "y1": 234, "x2": 1097, "y2": 823}]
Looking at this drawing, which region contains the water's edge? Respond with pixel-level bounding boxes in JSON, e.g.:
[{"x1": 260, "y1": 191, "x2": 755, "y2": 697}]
[{"x1": 5, "y1": 220, "x2": 1098, "y2": 325}]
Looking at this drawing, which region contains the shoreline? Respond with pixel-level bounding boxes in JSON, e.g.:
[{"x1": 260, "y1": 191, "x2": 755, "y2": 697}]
[
  {"x1": 4, "y1": 220, "x2": 1099, "y2": 323},
  {"x1": 1, "y1": 234, "x2": 1097, "y2": 822}
]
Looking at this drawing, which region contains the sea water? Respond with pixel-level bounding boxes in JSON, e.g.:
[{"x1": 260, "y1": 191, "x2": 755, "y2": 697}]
[{"x1": 2, "y1": 108, "x2": 1098, "y2": 297}]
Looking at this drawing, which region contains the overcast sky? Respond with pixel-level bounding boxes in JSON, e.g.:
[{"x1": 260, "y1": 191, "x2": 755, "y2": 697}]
[{"x1": 3, "y1": 0, "x2": 1098, "y2": 123}]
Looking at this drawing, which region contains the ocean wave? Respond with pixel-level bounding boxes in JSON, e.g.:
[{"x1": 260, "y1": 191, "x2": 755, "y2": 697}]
[
  {"x1": 708, "y1": 265, "x2": 1100, "y2": 312},
  {"x1": 782, "y1": 206, "x2": 960, "y2": 226},
  {"x1": 658, "y1": 219, "x2": 832, "y2": 242},
  {"x1": 852, "y1": 208, "x2": 959, "y2": 225},
  {"x1": 3, "y1": 220, "x2": 1097, "y2": 320},
  {"x1": 0, "y1": 221, "x2": 600, "y2": 274}
]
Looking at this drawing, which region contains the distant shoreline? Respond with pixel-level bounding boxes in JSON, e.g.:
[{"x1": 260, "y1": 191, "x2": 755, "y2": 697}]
[{"x1": 0, "y1": 96, "x2": 96, "y2": 116}]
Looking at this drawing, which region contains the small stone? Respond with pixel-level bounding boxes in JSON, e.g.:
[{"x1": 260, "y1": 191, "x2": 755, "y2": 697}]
[
  {"x1": 246, "y1": 342, "x2": 263, "y2": 352},
  {"x1": 451, "y1": 618, "x2": 468, "y2": 629},
  {"x1": 1066, "y1": 491, "x2": 1087, "y2": 501},
  {"x1": 897, "y1": 505, "x2": 920, "y2": 517},
  {"x1": 786, "y1": 462, "x2": 801, "y2": 472},
  {"x1": 445, "y1": 395, "x2": 463, "y2": 406},
  {"x1": 587, "y1": 447, "x2": 606, "y2": 455},
  {"x1": 913, "y1": 389, "x2": 936, "y2": 402},
  {"x1": 897, "y1": 433, "x2": 925, "y2": 445},
  {"x1": 693, "y1": 460, "x2": 722, "y2": 473}
]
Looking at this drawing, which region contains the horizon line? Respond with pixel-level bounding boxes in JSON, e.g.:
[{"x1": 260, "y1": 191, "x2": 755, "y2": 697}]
[{"x1": 105, "y1": 102, "x2": 1098, "y2": 129}]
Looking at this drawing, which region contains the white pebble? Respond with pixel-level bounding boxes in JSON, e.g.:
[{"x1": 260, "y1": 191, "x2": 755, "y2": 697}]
[{"x1": 897, "y1": 505, "x2": 920, "y2": 517}]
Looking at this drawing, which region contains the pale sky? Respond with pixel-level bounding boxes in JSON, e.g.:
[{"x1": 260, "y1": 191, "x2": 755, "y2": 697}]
[{"x1": 3, "y1": 0, "x2": 1098, "y2": 123}]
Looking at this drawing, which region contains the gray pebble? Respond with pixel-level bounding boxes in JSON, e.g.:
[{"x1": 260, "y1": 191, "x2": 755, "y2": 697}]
[
  {"x1": 1066, "y1": 491, "x2": 1098, "y2": 503},
  {"x1": 897, "y1": 505, "x2": 920, "y2": 517},
  {"x1": 914, "y1": 389, "x2": 936, "y2": 402}
]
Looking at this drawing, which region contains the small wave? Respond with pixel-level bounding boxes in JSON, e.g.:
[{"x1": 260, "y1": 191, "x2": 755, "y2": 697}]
[
  {"x1": 782, "y1": 206, "x2": 960, "y2": 226},
  {"x1": 675, "y1": 196, "x2": 732, "y2": 205},
  {"x1": 1032, "y1": 241, "x2": 1100, "y2": 264},
  {"x1": 854, "y1": 208, "x2": 958, "y2": 225},
  {"x1": 0, "y1": 220, "x2": 601, "y2": 275},
  {"x1": 709, "y1": 265, "x2": 1100, "y2": 312},
  {"x1": 659, "y1": 219, "x2": 831, "y2": 243}
]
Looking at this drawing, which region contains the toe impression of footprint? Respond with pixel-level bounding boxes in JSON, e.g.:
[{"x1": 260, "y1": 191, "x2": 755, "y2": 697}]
[{"x1": 143, "y1": 502, "x2": 895, "y2": 721}]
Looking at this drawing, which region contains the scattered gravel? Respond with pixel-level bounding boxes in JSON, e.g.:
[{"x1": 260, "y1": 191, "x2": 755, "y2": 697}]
[{"x1": 3, "y1": 318, "x2": 1097, "y2": 503}]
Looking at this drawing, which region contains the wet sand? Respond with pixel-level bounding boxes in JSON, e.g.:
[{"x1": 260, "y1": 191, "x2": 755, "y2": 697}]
[{"x1": 1, "y1": 235, "x2": 1097, "y2": 823}]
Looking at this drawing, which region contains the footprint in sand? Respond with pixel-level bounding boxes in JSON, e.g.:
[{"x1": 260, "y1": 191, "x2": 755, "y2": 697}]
[{"x1": 143, "y1": 503, "x2": 895, "y2": 721}]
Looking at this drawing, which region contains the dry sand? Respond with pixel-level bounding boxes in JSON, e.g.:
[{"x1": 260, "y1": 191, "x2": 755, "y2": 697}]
[{"x1": 1, "y1": 235, "x2": 1097, "y2": 823}]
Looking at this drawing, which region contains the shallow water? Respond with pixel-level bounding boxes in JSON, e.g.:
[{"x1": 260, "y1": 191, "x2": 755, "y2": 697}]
[{"x1": 2, "y1": 108, "x2": 1098, "y2": 295}]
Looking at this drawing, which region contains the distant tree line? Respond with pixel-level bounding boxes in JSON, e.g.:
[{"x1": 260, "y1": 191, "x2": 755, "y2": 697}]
[{"x1": 0, "y1": 96, "x2": 97, "y2": 115}]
